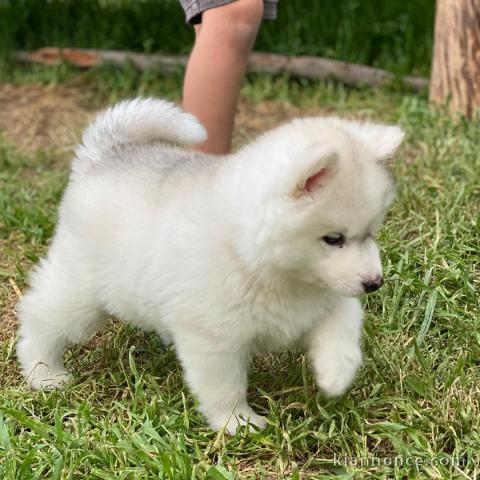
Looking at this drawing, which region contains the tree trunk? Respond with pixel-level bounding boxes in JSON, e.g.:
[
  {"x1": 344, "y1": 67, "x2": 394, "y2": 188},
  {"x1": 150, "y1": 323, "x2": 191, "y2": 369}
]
[{"x1": 430, "y1": 0, "x2": 480, "y2": 118}]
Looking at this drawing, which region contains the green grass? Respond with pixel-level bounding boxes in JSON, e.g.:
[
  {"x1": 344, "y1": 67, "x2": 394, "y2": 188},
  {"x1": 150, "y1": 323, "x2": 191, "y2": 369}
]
[
  {"x1": 0, "y1": 0, "x2": 434, "y2": 76},
  {"x1": 0, "y1": 68, "x2": 479, "y2": 478}
]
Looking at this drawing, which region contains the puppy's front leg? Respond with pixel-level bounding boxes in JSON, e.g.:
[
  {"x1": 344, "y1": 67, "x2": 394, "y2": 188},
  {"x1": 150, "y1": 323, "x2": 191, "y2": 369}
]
[
  {"x1": 308, "y1": 298, "x2": 363, "y2": 397},
  {"x1": 174, "y1": 335, "x2": 265, "y2": 434}
]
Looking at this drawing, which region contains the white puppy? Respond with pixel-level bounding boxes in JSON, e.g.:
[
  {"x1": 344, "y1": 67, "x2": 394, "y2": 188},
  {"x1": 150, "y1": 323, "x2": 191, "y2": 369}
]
[{"x1": 17, "y1": 98, "x2": 403, "y2": 433}]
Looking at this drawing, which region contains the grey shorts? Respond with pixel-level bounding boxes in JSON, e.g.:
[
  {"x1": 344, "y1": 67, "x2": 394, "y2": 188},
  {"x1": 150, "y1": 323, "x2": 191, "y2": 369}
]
[{"x1": 179, "y1": 0, "x2": 278, "y2": 24}]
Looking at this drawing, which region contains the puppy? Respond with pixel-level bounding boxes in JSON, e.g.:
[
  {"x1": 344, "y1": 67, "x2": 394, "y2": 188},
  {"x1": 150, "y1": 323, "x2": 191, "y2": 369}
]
[{"x1": 17, "y1": 98, "x2": 403, "y2": 433}]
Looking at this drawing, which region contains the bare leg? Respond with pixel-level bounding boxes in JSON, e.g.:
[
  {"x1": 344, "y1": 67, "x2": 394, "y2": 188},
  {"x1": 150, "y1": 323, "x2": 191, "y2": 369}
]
[
  {"x1": 308, "y1": 298, "x2": 364, "y2": 397},
  {"x1": 182, "y1": 0, "x2": 264, "y2": 154}
]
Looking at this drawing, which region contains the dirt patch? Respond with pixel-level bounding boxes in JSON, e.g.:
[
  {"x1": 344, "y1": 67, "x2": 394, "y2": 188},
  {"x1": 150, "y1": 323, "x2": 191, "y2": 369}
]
[
  {"x1": 234, "y1": 99, "x2": 329, "y2": 145},
  {"x1": 0, "y1": 83, "x2": 95, "y2": 153},
  {"x1": 0, "y1": 279, "x2": 19, "y2": 346},
  {"x1": 0, "y1": 83, "x2": 329, "y2": 155}
]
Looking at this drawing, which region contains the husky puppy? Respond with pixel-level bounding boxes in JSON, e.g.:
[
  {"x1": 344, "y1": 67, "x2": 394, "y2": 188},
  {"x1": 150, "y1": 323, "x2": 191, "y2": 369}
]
[{"x1": 17, "y1": 98, "x2": 403, "y2": 433}]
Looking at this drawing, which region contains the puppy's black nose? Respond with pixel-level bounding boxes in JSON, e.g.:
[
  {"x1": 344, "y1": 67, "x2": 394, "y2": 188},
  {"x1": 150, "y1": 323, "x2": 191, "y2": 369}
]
[{"x1": 362, "y1": 276, "x2": 384, "y2": 293}]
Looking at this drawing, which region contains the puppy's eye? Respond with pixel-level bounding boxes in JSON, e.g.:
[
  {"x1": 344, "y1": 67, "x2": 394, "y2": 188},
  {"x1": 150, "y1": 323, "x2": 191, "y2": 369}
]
[{"x1": 322, "y1": 233, "x2": 345, "y2": 247}]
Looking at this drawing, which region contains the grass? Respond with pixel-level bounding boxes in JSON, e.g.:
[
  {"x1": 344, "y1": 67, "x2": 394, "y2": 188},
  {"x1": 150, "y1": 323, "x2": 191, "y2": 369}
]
[
  {"x1": 0, "y1": 0, "x2": 434, "y2": 76},
  {"x1": 0, "y1": 66, "x2": 479, "y2": 478}
]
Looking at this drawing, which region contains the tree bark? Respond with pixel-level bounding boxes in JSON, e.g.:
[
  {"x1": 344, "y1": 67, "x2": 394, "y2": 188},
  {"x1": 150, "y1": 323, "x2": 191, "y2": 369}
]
[{"x1": 430, "y1": 0, "x2": 480, "y2": 118}]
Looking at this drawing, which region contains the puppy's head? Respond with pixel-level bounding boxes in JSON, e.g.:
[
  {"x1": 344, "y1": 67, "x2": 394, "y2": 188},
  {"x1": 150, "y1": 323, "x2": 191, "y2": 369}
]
[{"x1": 241, "y1": 117, "x2": 404, "y2": 297}]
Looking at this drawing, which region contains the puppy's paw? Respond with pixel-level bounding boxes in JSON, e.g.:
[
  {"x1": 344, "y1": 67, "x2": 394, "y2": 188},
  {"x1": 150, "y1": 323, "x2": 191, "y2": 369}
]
[
  {"x1": 24, "y1": 364, "x2": 71, "y2": 390},
  {"x1": 314, "y1": 342, "x2": 362, "y2": 397},
  {"x1": 208, "y1": 406, "x2": 266, "y2": 435}
]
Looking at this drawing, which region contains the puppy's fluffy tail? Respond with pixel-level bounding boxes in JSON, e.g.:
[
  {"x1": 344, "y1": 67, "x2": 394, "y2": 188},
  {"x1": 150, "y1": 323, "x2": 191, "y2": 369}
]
[{"x1": 76, "y1": 98, "x2": 207, "y2": 165}]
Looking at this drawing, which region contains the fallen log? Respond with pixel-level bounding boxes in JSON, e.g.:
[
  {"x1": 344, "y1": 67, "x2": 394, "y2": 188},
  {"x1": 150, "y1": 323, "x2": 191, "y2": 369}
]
[{"x1": 14, "y1": 47, "x2": 429, "y2": 91}]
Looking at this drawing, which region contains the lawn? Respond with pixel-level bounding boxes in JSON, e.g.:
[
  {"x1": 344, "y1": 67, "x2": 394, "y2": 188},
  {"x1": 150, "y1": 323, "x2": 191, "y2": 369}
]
[{"x1": 0, "y1": 66, "x2": 479, "y2": 479}]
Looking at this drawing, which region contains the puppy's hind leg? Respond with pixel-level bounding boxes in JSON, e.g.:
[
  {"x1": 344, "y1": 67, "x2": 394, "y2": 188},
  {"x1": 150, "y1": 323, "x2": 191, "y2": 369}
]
[{"x1": 16, "y1": 258, "x2": 104, "y2": 390}]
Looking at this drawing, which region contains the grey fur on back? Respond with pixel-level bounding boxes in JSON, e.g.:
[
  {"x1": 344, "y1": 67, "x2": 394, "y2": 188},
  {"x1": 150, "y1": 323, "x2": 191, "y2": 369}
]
[{"x1": 75, "y1": 142, "x2": 225, "y2": 184}]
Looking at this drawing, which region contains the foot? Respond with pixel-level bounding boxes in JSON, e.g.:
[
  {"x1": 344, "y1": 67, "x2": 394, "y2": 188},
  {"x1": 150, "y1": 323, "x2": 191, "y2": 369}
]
[
  {"x1": 313, "y1": 340, "x2": 362, "y2": 397},
  {"x1": 24, "y1": 363, "x2": 72, "y2": 390},
  {"x1": 207, "y1": 405, "x2": 266, "y2": 435}
]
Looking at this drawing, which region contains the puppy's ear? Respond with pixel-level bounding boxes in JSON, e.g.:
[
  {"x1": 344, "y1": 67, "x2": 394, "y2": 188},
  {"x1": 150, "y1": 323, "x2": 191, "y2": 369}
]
[
  {"x1": 343, "y1": 122, "x2": 404, "y2": 161},
  {"x1": 292, "y1": 143, "x2": 339, "y2": 198}
]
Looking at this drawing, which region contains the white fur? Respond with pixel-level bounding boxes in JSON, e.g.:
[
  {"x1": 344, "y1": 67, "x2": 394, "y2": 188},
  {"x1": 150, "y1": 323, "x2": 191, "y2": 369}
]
[
  {"x1": 17, "y1": 98, "x2": 403, "y2": 434},
  {"x1": 83, "y1": 98, "x2": 207, "y2": 151}
]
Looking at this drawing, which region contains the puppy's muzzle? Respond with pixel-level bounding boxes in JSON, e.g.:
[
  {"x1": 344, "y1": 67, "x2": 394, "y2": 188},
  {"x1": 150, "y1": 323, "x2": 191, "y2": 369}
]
[{"x1": 362, "y1": 275, "x2": 384, "y2": 294}]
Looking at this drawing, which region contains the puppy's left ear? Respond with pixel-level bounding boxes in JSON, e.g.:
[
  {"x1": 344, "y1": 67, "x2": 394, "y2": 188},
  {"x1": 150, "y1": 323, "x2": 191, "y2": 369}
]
[
  {"x1": 344, "y1": 122, "x2": 405, "y2": 161},
  {"x1": 292, "y1": 143, "x2": 339, "y2": 198}
]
